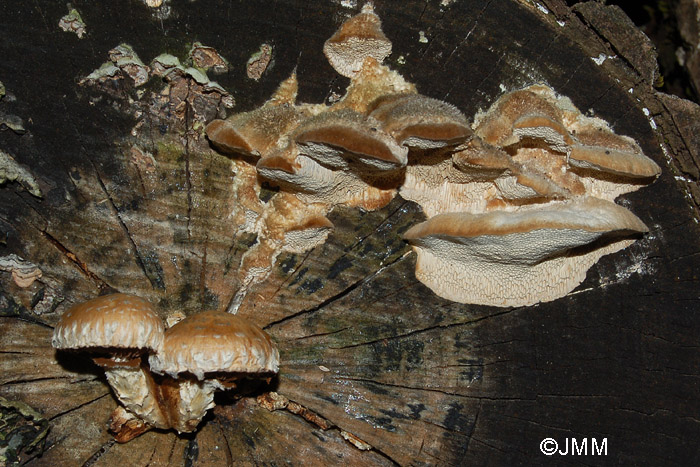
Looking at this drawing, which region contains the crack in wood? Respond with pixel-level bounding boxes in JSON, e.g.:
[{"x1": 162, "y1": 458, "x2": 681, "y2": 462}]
[
  {"x1": 199, "y1": 234, "x2": 209, "y2": 312},
  {"x1": 11, "y1": 191, "x2": 49, "y2": 228},
  {"x1": 214, "y1": 420, "x2": 234, "y2": 465},
  {"x1": 1, "y1": 374, "x2": 99, "y2": 386},
  {"x1": 269, "y1": 247, "x2": 315, "y2": 300},
  {"x1": 165, "y1": 435, "x2": 179, "y2": 465},
  {"x1": 0, "y1": 349, "x2": 32, "y2": 355},
  {"x1": 335, "y1": 200, "x2": 411, "y2": 262},
  {"x1": 0, "y1": 313, "x2": 53, "y2": 330},
  {"x1": 81, "y1": 439, "x2": 116, "y2": 467},
  {"x1": 462, "y1": 400, "x2": 481, "y2": 456},
  {"x1": 264, "y1": 249, "x2": 412, "y2": 330},
  {"x1": 333, "y1": 375, "x2": 538, "y2": 403},
  {"x1": 264, "y1": 395, "x2": 402, "y2": 464},
  {"x1": 183, "y1": 79, "x2": 195, "y2": 242},
  {"x1": 52, "y1": 97, "x2": 165, "y2": 291},
  {"x1": 468, "y1": 435, "x2": 511, "y2": 455},
  {"x1": 442, "y1": 0, "x2": 493, "y2": 68},
  {"x1": 329, "y1": 307, "x2": 517, "y2": 350},
  {"x1": 40, "y1": 230, "x2": 110, "y2": 289},
  {"x1": 144, "y1": 444, "x2": 158, "y2": 467},
  {"x1": 91, "y1": 168, "x2": 165, "y2": 291},
  {"x1": 48, "y1": 392, "x2": 110, "y2": 422},
  {"x1": 264, "y1": 274, "x2": 366, "y2": 330},
  {"x1": 293, "y1": 326, "x2": 351, "y2": 341}
]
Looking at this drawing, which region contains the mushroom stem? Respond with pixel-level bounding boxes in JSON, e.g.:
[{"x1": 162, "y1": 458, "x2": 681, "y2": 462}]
[
  {"x1": 159, "y1": 378, "x2": 225, "y2": 433},
  {"x1": 102, "y1": 360, "x2": 232, "y2": 435},
  {"x1": 109, "y1": 406, "x2": 153, "y2": 443},
  {"x1": 99, "y1": 360, "x2": 170, "y2": 431}
]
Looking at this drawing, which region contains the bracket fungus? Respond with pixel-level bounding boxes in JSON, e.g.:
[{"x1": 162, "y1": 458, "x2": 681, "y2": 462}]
[
  {"x1": 53, "y1": 295, "x2": 278, "y2": 442},
  {"x1": 322, "y1": 3, "x2": 392, "y2": 79},
  {"x1": 404, "y1": 198, "x2": 649, "y2": 307},
  {"x1": 201, "y1": 3, "x2": 660, "y2": 308}
]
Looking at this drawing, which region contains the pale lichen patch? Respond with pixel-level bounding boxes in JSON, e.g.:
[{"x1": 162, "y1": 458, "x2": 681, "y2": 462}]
[
  {"x1": 58, "y1": 7, "x2": 86, "y2": 39},
  {"x1": 247, "y1": 44, "x2": 273, "y2": 81},
  {"x1": 0, "y1": 150, "x2": 42, "y2": 198},
  {"x1": 190, "y1": 42, "x2": 229, "y2": 74}
]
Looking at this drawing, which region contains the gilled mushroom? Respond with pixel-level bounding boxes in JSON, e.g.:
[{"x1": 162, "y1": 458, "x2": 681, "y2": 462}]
[
  {"x1": 404, "y1": 197, "x2": 649, "y2": 307},
  {"x1": 198, "y1": 5, "x2": 660, "y2": 309},
  {"x1": 398, "y1": 137, "x2": 516, "y2": 218},
  {"x1": 452, "y1": 136, "x2": 514, "y2": 176},
  {"x1": 490, "y1": 148, "x2": 585, "y2": 204},
  {"x1": 399, "y1": 152, "x2": 498, "y2": 217},
  {"x1": 52, "y1": 293, "x2": 168, "y2": 440},
  {"x1": 148, "y1": 310, "x2": 279, "y2": 433},
  {"x1": 323, "y1": 3, "x2": 392, "y2": 78}
]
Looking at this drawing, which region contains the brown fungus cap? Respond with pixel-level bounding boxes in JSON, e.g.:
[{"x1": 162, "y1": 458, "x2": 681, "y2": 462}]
[
  {"x1": 323, "y1": 3, "x2": 392, "y2": 78},
  {"x1": 205, "y1": 104, "x2": 303, "y2": 158},
  {"x1": 569, "y1": 144, "x2": 661, "y2": 178},
  {"x1": 403, "y1": 198, "x2": 649, "y2": 306},
  {"x1": 404, "y1": 197, "x2": 648, "y2": 243},
  {"x1": 294, "y1": 109, "x2": 407, "y2": 170},
  {"x1": 567, "y1": 125, "x2": 661, "y2": 179},
  {"x1": 474, "y1": 88, "x2": 565, "y2": 147},
  {"x1": 368, "y1": 94, "x2": 473, "y2": 148},
  {"x1": 149, "y1": 310, "x2": 279, "y2": 380},
  {"x1": 52, "y1": 293, "x2": 164, "y2": 352}
]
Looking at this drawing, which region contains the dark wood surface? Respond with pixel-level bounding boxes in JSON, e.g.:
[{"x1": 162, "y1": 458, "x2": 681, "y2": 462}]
[{"x1": 1, "y1": 1, "x2": 699, "y2": 465}]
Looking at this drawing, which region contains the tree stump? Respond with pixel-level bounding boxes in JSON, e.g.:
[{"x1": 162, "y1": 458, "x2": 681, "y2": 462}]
[{"x1": 1, "y1": 0, "x2": 699, "y2": 465}]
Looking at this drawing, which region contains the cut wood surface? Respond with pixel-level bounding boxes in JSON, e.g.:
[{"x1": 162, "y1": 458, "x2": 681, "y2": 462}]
[{"x1": 1, "y1": 0, "x2": 699, "y2": 465}]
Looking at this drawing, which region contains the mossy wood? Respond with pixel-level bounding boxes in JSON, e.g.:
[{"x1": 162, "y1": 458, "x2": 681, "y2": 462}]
[{"x1": 1, "y1": 0, "x2": 699, "y2": 465}]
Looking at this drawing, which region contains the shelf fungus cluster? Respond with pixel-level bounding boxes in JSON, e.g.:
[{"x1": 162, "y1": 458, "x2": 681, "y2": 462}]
[
  {"x1": 205, "y1": 3, "x2": 660, "y2": 307},
  {"x1": 52, "y1": 294, "x2": 279, "y2": 442}
]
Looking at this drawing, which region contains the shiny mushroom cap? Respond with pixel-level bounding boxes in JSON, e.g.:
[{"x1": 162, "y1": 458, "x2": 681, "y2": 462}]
[
  {"x1": 52, "y1": 293, "x2": 164, "y2": 352},
  {"x1": 149, "y1": 310, "x2": 279, "y2": 380}
]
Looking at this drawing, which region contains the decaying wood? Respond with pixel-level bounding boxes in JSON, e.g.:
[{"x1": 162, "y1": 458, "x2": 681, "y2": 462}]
[{"x1": 1, "y1": 0, "x2": 699, "y2": 465}]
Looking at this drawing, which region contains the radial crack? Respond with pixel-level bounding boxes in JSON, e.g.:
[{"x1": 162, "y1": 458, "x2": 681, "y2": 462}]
[{"x1": 39, "y1": 230, "x2": 110, "y2": 289}]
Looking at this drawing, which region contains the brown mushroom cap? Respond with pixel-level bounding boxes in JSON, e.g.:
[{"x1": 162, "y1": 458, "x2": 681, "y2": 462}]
[
  {"x1": 52, "y1": 293, "x2": 164, "y2": 352},
  {"x1": 452, "y1": 137, "x2": 514, "y2": 175},
  {"x1": 323, "y1": 3, "x2": 392, "y2": 78},
  {"x1": 149, "y1": 310, "x2": 279, "y2": 380},
  {"x1": 258, "y1": 147, "x2": 397, "y2": 210}
]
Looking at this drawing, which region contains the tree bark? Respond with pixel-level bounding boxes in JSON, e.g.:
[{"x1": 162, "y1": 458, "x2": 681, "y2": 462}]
[{"x1": 1, "y1": 0, "x2": 699, "y2": 465}]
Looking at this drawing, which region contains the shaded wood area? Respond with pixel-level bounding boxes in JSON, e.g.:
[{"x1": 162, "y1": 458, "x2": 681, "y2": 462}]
[{"x1": 1, "y1": 0, "x2": 699, "y2": 465}]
